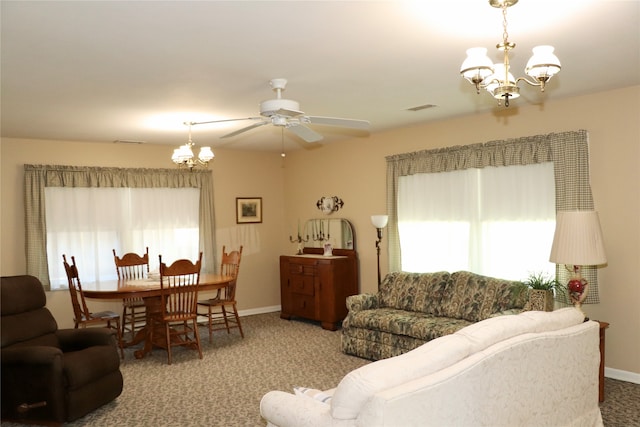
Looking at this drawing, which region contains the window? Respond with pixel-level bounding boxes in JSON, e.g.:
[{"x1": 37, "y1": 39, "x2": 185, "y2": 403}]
[
  {"x1": 25, "y1": 165, "x2": 216, "y2": 290},
  {"x1": 398, "y1": 163, "x2": 556, "y2": 280},
  {"x1": 45, "y1": 187, "x2": 200, "y2": 289},
  {"x1": 386, "y1": 130, "x2": 600, "y2": 303}
]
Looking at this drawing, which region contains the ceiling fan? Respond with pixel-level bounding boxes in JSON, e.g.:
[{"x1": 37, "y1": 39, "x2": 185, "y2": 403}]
[{"x1": 190, "y1": 78, "x2": 370, "y2": 143}]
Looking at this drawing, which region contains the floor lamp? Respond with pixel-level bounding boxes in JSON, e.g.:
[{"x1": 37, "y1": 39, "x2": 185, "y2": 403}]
[
  {"x1": 371, "y1": 215, "x2": 389, "y2": 290},
  {"x1": 549, "y1": 210, "x2": 607, "y2": 318}
]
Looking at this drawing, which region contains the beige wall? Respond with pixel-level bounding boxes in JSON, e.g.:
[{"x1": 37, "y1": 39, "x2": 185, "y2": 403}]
[
  {"x1": 283, "y1": 85, "x2": 640, "y2": 378},
  {"x1": 2, "y1": 85, "x2": 638, "y2": 378},
  {"x1": 0, "y1": 139, "x2": 288, "y2": 328}
]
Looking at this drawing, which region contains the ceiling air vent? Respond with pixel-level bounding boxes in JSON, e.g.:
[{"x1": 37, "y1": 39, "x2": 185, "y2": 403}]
[
  {"x1": 406, "y1": 104, "x2": 437, "y2": 112},
  {"x1": 113, "y1": 140, "x2": 145, "y2": 144}
]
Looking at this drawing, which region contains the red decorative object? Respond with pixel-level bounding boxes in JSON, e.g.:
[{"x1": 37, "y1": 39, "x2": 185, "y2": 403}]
[{"x1": 568, "y1": 278, "x2": 587, "y2": 294}]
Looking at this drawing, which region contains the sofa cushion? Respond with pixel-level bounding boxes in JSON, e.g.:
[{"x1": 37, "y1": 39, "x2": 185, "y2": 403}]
[
  {"x1": 331, "y1": 333, "x2": 472, "y2": 420},
  {"x1": 378, "y1": 271, "x2": 451, "y2": 314},
  {"x1": 440, "y1": 271, "x2": 524, "y2": 322},
  {"x1": 347, "y1": 308, "x2": 471, "y2": 341}
]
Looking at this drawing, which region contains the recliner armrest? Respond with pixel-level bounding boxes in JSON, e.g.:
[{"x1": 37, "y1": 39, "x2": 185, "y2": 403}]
[
  {"x1": 346, "y1": 293, "x2": 379, "y2": 312},
  {"x1": 56, "y1": 328, "x2": 117, "y2": 351},
  {"x1": 1, "y1": 346, "x2": 63, "y2": 365}
]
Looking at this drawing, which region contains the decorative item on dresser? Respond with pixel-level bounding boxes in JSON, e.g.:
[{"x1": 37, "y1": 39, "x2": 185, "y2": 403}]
[{"x1": 280, "y1": 218, "x2": 358, "y2": 330}]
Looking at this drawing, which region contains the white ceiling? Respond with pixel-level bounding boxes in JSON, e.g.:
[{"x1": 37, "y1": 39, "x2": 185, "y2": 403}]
[{"x1": 2, "y1": 0, "x2": 639, "y2": 153}]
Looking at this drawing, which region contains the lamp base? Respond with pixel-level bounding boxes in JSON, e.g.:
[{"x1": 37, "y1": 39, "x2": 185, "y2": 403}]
[{"x1": 568, "y1": 275, "x2": 589, "y2": 320}]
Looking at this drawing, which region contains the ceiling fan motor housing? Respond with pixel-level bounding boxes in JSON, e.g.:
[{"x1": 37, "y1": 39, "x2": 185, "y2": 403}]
[{"x1": 260, "y1": 99, "x2": 301, "y2": 117}]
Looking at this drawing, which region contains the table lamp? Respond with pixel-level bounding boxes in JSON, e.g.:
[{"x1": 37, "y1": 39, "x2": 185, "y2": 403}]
[
  {"x1": 371, "y1": 215, "x2": 389, "y2": 289},
  {"x1": 549, "y1": 210, "x2": 607, "y2": 317}
]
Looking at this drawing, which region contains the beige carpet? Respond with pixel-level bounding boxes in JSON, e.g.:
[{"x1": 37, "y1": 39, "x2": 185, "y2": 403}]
[
  {"x1": 66, "y1": 312, "x2": 365, "y2": 427},
  {"x1": 3, "y1": 311, "x2": 639, "y2": 426}
]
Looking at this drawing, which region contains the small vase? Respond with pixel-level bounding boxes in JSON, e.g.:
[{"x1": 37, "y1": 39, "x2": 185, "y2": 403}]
[
  {"x1": 528, "y1": 289, "x2": 554, "y2": 311},
  {"x1": 323, "y1": 242, "x2": 333, "y2": 256}
]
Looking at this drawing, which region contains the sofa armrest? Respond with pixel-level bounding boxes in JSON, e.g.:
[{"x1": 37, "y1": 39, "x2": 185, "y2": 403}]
[
  {"x1": 346, "y1": 293, "x2": 379, "y2": 312},
  {"x1": 260, "y1": 391, "x2": 333, "y2": 427},
  {"x1": 56, "y1": 327, "x2": 117, "y2": 352},
  {"x1": 489, "y1": 308, "x2": 524, "y2": 318}
]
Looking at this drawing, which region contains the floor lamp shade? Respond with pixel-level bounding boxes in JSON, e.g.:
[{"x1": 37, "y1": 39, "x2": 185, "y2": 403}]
[
  {"x1": 371, "y1": 215, "x2": 389, "y2": 229},
  {"x1": 549, "y1": 211, "x2": 607, "y2": 266}
]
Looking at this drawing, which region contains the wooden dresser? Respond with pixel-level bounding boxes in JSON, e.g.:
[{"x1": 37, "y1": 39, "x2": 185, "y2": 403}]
[{"x1": 279, "y1": 248, "x2": 358, "y2": 330}]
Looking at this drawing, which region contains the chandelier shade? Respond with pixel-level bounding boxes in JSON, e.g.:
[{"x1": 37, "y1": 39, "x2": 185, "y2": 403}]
[
  {"x1": 172, "y1": 122, "x2": 214, "y2": 170},
  {"x1": 460, "y1": 1, "x2": 561, "y2": 107},
  {"x1": 525, "y1": 45, "x2": 562, "y2": 81},
  {"x1": 460, "y1": 48, "x2": 495, "y2": 88}
]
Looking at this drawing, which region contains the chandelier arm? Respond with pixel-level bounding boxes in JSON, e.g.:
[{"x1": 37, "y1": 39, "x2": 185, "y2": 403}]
[
  {"x1": 459, "y1": 0, "x2": 560, "y2": 107},
  {"x1": 515, "y1": 76, "x2": 544, "y2": 88}
]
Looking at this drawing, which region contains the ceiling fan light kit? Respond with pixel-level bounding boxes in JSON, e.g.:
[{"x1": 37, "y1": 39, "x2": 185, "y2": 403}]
[{"x1": 460, "y1": 0, "x2": 561, "y2": 107}]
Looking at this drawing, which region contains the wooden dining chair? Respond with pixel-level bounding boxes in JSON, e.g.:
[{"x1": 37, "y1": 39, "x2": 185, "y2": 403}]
[
  {"x1": 197, "y1": 246, "x2": 244, "y2": 341},
  {"x1": 113, "y1": 247, "x2": 149, "y2": 340},
  {"x1": 153, "y1": 253, "x2": 203, "y2": 365},
  {"x1": 62, "y1": 254, "x2": 125, "y2": 359}
]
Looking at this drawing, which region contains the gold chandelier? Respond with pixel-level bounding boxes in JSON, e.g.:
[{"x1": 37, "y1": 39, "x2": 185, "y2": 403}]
[
  {"x1": 460, "y1": 0, "x2": 561, "y2": 107},
  {"x1": 171, "y1": 122, "x2": 214, "y2": 170}
]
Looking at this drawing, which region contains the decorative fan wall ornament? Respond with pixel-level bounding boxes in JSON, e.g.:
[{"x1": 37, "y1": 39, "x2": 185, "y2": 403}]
[{"x1": 317, "y1": 196, "x2": 344, "y2": 215}]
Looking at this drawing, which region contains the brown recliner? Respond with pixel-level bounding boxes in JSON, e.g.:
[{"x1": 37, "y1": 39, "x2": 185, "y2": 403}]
[{"x1": 1, "y1": 275, "x2": 123, "y2": 424}]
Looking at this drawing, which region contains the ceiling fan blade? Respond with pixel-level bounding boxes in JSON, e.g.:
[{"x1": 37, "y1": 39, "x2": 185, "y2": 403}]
[
  {"x1": 191, "y1": 117, "x2": 262, "y2": 126},
  {"x1": 287, "y1": 123, "x2": 323, "y2": 143},
  {"x1": 275, "y1": 108, "x2": 303, "y2": 117},
  {"x1": 221, "y1": 121, "x2": 269, "y2": 138},
  {"x1": 306, "y1": 116, "x2": 370, "y2": 130}
]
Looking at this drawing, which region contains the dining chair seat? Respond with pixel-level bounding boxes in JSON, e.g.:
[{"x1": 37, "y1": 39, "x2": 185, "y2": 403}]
[
  {"x1": 197, "y1": 246, "x2": 244, "y2": 340},
  {"x1": 63, "y1": 255, "x2": 124, "y2": 359},
  {"x1": 113, "y1": 248, "x2": 149, "y2": 340},
  {"x1": 152, "y1": 253, "x2": 203, "y2": 365}
]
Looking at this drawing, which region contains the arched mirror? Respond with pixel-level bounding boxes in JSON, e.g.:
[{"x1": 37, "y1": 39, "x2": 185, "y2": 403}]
[{"x1": 304, "y1": 218, "x2": 355, "y2": 250}]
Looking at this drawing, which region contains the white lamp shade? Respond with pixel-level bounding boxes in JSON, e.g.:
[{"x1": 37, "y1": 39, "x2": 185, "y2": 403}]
[
  {"x1": 525, "y1": 45, "x2": 561, "y2": 80},
  {"x1": 460, "y1": 48, "x2": 495, "y2": 83},
  {"x1": 371, "y1": 215, "x2": 389, "y2": 229},
  {"x1": 172, "y1": 145, "x2": 193, "y2": 164},
  {"x1": 549, "y1": 211, "x2": 607, "y2": 266},
  {"x1": 198, "y1": 146, "x2": 214, "y2": 162}
]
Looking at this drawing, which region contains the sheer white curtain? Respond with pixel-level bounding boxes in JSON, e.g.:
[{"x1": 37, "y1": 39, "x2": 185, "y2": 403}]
[
  {"x1": 45, "y1": 187, "x2": 200, "y2": 289},
  {"x1": 398, "y1": 162, "x2": 556, "y2": 280}
]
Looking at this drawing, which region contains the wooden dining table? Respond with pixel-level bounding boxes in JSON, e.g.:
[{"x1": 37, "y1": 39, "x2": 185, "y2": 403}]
[{"x1": 82, "y1": 273, "x2": 233, "y2": 359}]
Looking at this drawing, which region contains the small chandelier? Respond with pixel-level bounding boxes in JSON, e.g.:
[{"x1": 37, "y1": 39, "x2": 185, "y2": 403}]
[
  {"x1": 460, "y1": 0, "x2": 561, "y2": 107},
  {"x1": 171, "y1": 122, "x2": 214, "y2": 170}
]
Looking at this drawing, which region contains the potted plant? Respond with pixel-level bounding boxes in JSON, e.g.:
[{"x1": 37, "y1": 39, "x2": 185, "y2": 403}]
[{"x1": 522, "y1": 272, "x2": 567, "y2": 312}]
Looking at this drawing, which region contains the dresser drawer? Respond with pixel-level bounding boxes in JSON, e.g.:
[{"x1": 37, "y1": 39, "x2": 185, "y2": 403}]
[
  {"x1": 290, "y1": 274, "x2": 315, "y2": 296},
  {"x1": 290, "y1": 293, "x2": 316, "y2": 318},
  {"x1": 289, "y1": 263, "x2": 316, "y2": 276}
]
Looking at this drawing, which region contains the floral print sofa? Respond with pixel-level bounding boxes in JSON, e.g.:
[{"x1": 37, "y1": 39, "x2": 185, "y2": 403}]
[{"x1": 341, "y1": 270, "x2": 527, "y2": 360}]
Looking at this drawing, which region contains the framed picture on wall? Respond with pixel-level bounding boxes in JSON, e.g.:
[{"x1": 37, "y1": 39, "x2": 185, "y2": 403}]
[{"x1": 236, "y1": 197, "x2": 262, "y2": 224}]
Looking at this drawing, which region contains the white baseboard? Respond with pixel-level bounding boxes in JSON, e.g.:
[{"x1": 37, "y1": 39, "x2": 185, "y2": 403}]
[
  {"x1": 238, "y1": 305, "x2": 281, "y2": 317},
  {"x1": 605, "y1": 367, "x2": 640, "y2": 384}
]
